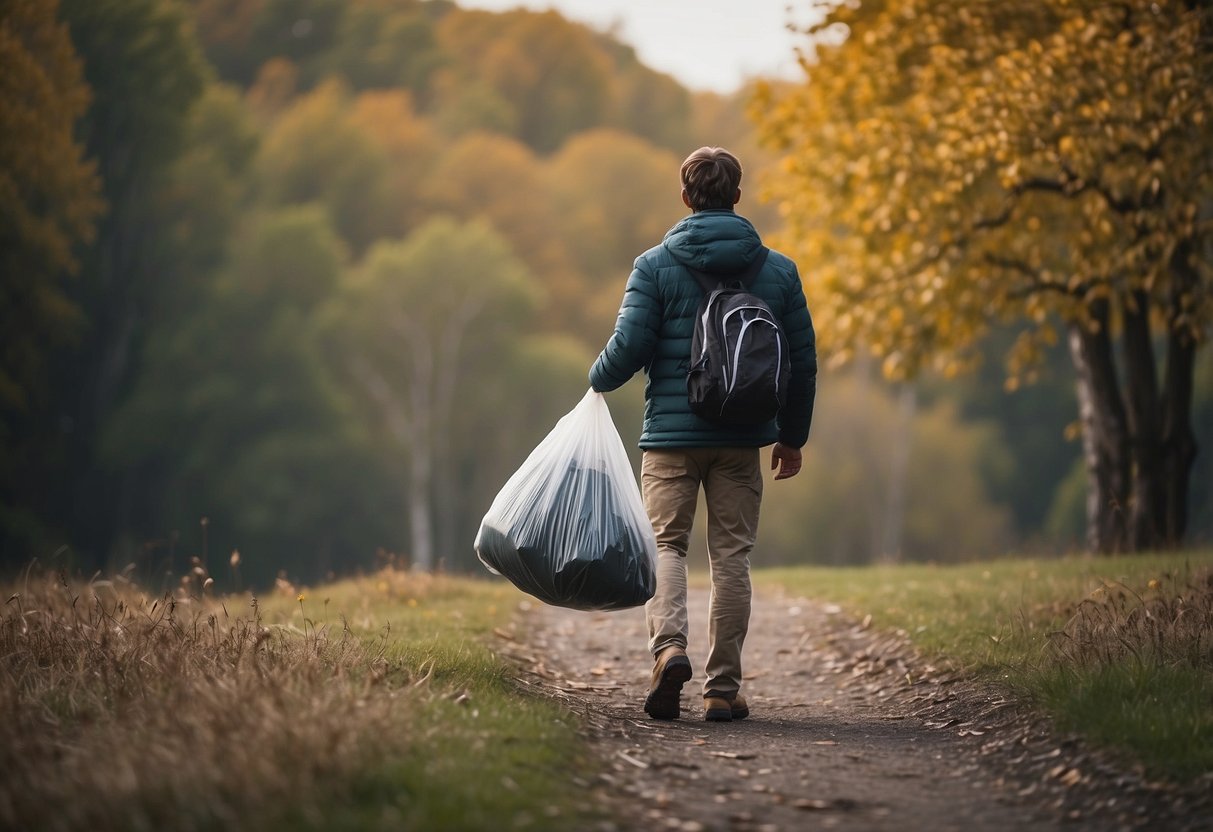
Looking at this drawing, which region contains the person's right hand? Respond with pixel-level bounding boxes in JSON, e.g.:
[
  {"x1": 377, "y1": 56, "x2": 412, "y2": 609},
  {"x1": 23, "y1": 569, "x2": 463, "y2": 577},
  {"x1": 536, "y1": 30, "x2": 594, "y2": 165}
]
[{"x1": 771, "y1": 442, "x2": 802, "y2": 480}]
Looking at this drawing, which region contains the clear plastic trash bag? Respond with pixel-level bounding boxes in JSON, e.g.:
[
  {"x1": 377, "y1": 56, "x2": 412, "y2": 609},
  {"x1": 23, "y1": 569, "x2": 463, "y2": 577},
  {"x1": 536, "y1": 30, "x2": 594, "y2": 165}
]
[{"x1": 475, "y1": 389, "x2": 657, "y2": 611}]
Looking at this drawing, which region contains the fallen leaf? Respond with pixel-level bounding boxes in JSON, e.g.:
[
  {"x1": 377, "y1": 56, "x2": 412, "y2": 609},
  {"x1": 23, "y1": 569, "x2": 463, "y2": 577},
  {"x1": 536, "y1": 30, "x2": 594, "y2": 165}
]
[
  {"x1": 709, "y1": 751, "x2": 757, "y2": 760},
  {"x1": 617, "y1": 750, "x2": 648, "y2": 769}
]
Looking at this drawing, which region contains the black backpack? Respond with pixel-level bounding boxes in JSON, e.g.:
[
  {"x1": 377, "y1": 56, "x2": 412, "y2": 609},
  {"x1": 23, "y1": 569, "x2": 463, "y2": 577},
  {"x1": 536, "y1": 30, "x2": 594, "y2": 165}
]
[{"x1": 686, "y1": 247, "x2": 790, "y2": 425}]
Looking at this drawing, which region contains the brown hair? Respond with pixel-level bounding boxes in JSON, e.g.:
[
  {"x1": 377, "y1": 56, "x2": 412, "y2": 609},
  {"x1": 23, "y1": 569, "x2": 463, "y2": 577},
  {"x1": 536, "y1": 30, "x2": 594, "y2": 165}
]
[{"x1": 680, "y1": 146, "x2": 742, "y2": 211}]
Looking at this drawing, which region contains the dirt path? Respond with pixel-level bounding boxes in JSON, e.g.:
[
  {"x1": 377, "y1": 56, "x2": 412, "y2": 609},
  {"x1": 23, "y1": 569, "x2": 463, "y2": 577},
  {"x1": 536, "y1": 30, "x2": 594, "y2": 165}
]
[{"x1": 501, "y1": 586, "x2": 1206, "y2": 832}]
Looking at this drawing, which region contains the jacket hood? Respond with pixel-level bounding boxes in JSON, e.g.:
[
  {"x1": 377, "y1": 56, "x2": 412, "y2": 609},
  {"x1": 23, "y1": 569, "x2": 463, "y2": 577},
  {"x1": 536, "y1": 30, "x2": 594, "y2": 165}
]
[{"x1": 662, "y1": 210, "x2": 763, "y2": 275}]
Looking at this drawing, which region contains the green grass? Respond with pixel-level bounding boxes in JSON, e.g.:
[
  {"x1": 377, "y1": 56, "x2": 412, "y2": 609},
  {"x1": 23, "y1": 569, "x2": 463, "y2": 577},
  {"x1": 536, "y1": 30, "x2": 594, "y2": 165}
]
[
  {"x1": 1034, "y1": 662, "x2": 1213, "y2": 783},
  {"x1": 756, "y1": 551, "x2": 1213, "y2": 783}
]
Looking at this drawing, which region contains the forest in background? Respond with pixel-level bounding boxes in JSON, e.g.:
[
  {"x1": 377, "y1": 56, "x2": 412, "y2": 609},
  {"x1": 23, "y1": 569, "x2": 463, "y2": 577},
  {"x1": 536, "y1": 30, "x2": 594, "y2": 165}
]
[{"x1": 4, "y1": 0, "x2": 1212, "y2": 588}]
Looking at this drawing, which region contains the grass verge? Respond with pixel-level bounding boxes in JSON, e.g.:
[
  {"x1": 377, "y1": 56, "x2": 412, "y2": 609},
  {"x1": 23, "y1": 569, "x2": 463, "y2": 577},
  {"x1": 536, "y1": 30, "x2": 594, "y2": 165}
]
[
  {"x1": 1, "y1": 562, "x2": 596, "y2": 832},
  {"x1": 756, "y1": 551, "x2": 1213, "y2": 783}
]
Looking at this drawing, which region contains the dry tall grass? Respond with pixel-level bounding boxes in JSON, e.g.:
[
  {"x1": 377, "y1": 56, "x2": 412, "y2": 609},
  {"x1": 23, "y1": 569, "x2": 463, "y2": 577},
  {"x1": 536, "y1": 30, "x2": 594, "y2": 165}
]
[
  {"x1": 1047, "y1": 567, "x2": 1213, "y2": 671},
  {"x1": 0, "y1": 563, "x2": 426, "y2": 831}
]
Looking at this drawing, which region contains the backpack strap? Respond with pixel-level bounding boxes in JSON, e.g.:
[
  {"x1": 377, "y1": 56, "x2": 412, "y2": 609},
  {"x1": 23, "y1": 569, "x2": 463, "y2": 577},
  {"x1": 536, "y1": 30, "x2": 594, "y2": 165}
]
[{"x1": 688, "y1": 247, "x2": 770, "y2": 293}]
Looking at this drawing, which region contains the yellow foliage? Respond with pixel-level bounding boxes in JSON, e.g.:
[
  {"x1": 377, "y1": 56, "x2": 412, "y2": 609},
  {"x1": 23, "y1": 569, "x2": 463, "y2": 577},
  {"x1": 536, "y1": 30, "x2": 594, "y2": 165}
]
[{"x1": 754, "y1": 0, "x2": 1213, "y2": 383}]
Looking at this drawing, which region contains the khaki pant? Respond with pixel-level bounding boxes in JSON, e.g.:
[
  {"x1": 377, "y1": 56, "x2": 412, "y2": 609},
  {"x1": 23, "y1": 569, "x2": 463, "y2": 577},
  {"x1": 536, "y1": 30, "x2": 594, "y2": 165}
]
[{"x1": 642, "y1": 447, "x2": 763, "y2": 697}]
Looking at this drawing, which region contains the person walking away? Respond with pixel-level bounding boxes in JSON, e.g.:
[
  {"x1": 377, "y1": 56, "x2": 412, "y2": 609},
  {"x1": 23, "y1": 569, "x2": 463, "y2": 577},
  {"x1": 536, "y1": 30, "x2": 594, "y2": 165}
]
[{"x1": 589, "y1": 146, "x2": 817, "y2": 721}]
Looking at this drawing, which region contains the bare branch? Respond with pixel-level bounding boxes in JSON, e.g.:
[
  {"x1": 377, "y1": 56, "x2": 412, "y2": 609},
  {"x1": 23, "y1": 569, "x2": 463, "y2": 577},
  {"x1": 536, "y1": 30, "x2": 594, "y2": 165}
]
[
  {"x1": 1058, "y1": 161, "x2": 1139, "y2": 214},
  {"x1": 984, "y1": 253, "x2": 1089, "y2": 300}
]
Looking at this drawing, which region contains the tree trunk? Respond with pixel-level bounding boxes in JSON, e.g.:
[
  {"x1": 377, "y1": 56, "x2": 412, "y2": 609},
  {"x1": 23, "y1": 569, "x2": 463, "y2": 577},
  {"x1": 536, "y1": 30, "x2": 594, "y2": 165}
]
[
  {"x1": 428, "y1": 296, "x2": 485, "y2": 571},
  {"x1": 1067, "y1": 301, "x2": 1131, "y2": 553},
  {"x1": 1161, "y1": 328, "x2": 1197, "y2": 545},
  {"x1": 1161, "y1": 244, "x2": 1201, "y2": 545},
  {"x1": 1120, "y1": 290, "x2": 1166, "y2": 549},
  {"x1": 878, "y1": 384, "x2": 916, "y2": 563},
  {"x1": 407, "y1": 336, "x2": 436, "y2": 572},
  {"x1": 407, "y1": 433, "x2": 435, "y2": 572},
  {"x1": 349, "y1": 356, "x2": 435, "y2": 570}
]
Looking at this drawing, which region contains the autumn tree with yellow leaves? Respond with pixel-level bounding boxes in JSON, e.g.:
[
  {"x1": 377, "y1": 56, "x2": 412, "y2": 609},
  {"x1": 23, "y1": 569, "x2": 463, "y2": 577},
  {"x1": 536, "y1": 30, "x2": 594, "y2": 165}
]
[{"x1": 756, "y1": 0, "x2": 1213, "y2": 553}]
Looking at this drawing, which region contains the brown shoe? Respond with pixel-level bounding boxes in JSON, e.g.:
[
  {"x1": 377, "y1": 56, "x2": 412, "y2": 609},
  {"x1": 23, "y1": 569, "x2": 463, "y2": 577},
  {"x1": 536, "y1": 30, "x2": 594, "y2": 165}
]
[
  {"x1": 644, "y1": 647, "x2": 692, "y2": 720},
  {"x1": 703, "y1": 692, "x2": 749, "y2": 722}
]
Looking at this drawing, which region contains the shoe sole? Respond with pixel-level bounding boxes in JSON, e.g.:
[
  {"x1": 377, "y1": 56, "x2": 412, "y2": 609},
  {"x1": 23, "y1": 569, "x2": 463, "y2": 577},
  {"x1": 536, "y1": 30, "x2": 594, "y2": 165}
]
[{"x1": 643, "y1": 655, "x2": 692, "y2": 720}]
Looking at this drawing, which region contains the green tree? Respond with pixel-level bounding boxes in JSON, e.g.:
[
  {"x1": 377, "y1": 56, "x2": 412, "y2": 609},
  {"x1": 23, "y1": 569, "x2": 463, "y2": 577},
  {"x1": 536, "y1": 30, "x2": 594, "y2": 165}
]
[
  {"x1": 759, "y1": 372, "x2": 1012, "y2": 565},
  {"x1": 319, "y1": 0, "x2": 444, "y2": 94},
  {"x1": 321, "y1": 218, "x2": 540, "y2": 570},
  {"x1": 25, "y1": 0, "x2": 208, "y2": 564},
  {"x1": 441, "y1": 333, "x2": 597, "y2": 571},
  {"x1": 104, "y1": 205, "x2": 390, "y2": 584},
  {"x1": 153, "y1": 83, "x2": 260, "y2": 316},
  {"x1": 919, "y1": 328, "x2": 1081, "y2": 549},
  {"x1": 255, "y1": 80, "x2": 396, "y2": 252},
  {"x1": 0, "y1": 0, "x2": 103, "y2": 555},
  {"x1": 189, "y1": 0, "x2": 343, "y2": 86},
  {"x1": 187, "y1": 0, "x2": 263, "y2": 83},
  {"x1": 95, "y1": 82, "x2": 262, "y2": 570},
  {"x1": 756, "y1": 0, "x2": 1212, "y2": 553}
]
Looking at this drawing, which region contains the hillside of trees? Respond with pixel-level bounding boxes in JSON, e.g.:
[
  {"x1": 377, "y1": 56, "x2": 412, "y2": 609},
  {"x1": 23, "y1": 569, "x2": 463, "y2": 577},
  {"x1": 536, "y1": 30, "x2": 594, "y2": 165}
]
[{"x1": 4, "y1": 0, "x2": 1210, "y2": 587}]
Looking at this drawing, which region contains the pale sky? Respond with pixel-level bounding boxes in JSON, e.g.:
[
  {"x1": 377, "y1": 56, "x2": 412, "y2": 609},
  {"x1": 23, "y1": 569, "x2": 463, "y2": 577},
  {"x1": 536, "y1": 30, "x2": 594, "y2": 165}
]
[{"x1": 456, "y1": 1, "x2": 820, "y2": 94}]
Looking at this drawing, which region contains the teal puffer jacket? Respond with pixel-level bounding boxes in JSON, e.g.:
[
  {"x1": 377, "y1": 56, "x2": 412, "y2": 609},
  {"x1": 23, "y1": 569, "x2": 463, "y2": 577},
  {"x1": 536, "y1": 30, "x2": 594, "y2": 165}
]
[{"x1": 589, "y1": 210, "x2": 817, "y2": 449}]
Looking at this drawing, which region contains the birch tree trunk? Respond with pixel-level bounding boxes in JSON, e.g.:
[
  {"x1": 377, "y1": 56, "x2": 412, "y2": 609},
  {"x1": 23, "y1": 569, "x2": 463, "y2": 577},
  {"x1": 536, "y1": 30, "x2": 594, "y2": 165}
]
[
  {"x1": 405, "y1": 319, "x2": 436, "y2": 571},
  {"x1": 878, "y1": 384, "x2": 916, "y2": 563},
  {"x1": 1067, "y1": 301, "x2": 1131, "y2": 553},
  {"x1": 349, "y1": 355, "x2": 434, "y2": 570}
]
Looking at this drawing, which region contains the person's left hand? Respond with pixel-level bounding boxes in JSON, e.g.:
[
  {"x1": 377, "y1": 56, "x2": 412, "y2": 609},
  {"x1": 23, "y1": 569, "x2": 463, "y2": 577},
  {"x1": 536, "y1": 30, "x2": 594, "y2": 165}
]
[{"x1": 771, "y1": 442, "x2": 803, "y2": 480}]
